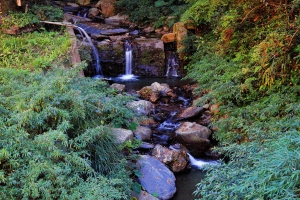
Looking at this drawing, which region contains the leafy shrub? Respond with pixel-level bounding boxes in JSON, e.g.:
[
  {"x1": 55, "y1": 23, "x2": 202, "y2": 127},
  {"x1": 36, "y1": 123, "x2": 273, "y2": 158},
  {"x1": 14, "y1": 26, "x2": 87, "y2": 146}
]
[
  {"x1": 181, "y1": 1, "x2": 300, "y2": 199},
  {"x1": 0, "y1": 66, "x2": 137, "y2": 199},
  {"x1": 116, "y1": 0, "x2": 187, "y2": 27},
  {"x1": 0, "y1": 31, "x2": 71, "y2": 70}
]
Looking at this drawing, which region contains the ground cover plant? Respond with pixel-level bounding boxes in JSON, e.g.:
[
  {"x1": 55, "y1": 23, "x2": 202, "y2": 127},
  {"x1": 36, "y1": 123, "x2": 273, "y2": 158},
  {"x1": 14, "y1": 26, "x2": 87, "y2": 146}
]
[
  {"x1": 0, "y1": 66, "x2": 137, "y2": 199},
  {"x1": 179, "y1": 0, "x2": 300, "y2": 199}
]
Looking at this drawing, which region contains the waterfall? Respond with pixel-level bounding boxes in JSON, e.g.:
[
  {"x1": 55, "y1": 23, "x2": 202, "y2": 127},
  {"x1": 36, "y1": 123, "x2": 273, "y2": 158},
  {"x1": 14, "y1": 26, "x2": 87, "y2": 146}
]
[
  {"x1": 119, "y1": 40, "x2": 136, "y2": 80},
  {"x1": 187, "y1": 153, "x2": 220, "y2": 169},
  {"x1": 166, "y1": 52, "x2": 179, "y2": 77},
  {"x1": 125, "y1": 40, "x2": 132, "y2": 75},
  {"x1": 75, "y1": 26, "x2": 103, "y2": 77}
]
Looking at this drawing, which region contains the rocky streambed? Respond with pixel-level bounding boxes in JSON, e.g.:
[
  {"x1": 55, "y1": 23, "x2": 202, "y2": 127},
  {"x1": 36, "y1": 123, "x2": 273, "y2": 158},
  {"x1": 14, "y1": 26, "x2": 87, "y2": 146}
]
[{"x1": 109, "y1": 80, "x2": 220, "y2": 200}]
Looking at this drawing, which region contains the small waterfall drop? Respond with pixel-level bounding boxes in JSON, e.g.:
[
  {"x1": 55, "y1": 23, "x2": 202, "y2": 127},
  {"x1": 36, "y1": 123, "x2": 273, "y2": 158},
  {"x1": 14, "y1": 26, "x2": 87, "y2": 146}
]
[
  {"x1": 75, "y1": 26, "x2": 103, "y2": 77},
  {"x1": 166, "y1": 52, "x2": 179, "y2": 77},
  {"x1": 120, "y1": 40, "x2": 136, "y2": 80},
  {"x1": 187, "y1": 153, "x2": 220, "y2": 169}
]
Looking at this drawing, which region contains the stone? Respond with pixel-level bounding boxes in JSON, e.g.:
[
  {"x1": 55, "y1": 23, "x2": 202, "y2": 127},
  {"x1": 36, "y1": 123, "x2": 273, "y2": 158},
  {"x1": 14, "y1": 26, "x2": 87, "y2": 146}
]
[
  {"x1": 104, "y1": 14, "x2": 129, "y2": 26},
  {"x1": 173, "y1": 22, "x2": 187, "y2": 60},
  {"x1": 175, "y1": 122, "x2": 211, "y2": 156},
  {"x1": 131, "y1": 191, "x2": 159, "y2": 200},
  {"x1": 209, "y1": 103, "x2": 220, "y2": 115},
  {"x1": 134, "y1": 126, "x2": 152, "y2": 141},
  {"x1": 161, "y1": 33, "x2": 176, "y2": 43},
  {"x1": 111, "y1": 128, "x2": 133, "y2": 144},
  {"x1": 152, "y1": 144, "x2": 188, "y2": 172},
  {"x1": 150, "y1": 82, "x2": 172, "y2": 97},
  {"x1": 143, "y1": 26, "x2": 155, "y2": 33},
  {"x1": 137, "y1": 155, "x2": 176, "y2": 200},
  {"x1": 88, "y1": 8, "x2": 100, "y2": 18},
  {"x1": 96, "y1": 0, "x2": 116, "y2": 18},
  {"x1": 127, "y1": 100, "x2": 154, "y2": 115},
  {"x1": 76, "y1": 0, "x2": 90, "y2": 5},
  {"x1": 64, "y1": 13, "x2": 92, "y2": 24},
  {"x1": 66, "y1": 3, "x2": 80, "y2": 7},
  {"x1": 178, "y1": 106, "x2": 204, "y2": 119},
  {"x1": 110, "y1": 83, "x2": 125, "y2": 93}
]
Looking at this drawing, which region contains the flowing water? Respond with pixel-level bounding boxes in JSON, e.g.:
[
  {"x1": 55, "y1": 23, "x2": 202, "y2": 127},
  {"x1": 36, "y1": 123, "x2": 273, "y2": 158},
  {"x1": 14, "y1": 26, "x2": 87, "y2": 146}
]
[{"x1": 75, "y1": 26, "x2": 103, "y2": 76}]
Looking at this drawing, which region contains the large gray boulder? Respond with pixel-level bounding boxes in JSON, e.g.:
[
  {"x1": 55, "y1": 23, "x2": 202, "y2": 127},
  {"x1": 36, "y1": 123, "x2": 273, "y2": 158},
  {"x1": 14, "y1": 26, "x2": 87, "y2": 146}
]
[
  {"x1": 175, "y1": 122, "x2": 211, "y2": 156},
  {"x1": 137, "y1": 155, "x2": 176, "y2": 200},
  {"x1": 127, "y1": 100, "x2": 154, "y2": 115},
  {"x1": 111, "y1": 128, "x2": 133, "y2": 144},
  {"x1": 177, "y1": 106, "x2": 204, "y2": 119},
  {"x1": 134, "y1": 126, "x2": 152, "y2": 141}
]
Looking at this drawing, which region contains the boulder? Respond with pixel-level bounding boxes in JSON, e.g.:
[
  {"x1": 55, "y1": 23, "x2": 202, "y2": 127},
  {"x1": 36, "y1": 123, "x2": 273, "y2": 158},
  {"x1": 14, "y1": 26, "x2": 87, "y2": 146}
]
[
  {"x1": 152, "y1": 144, "x2": 188, "y2": 172},
  {"x1": 111, "y1": 128, "x2": 133, "y2": 144},
  {"x1": 127, "y1": 100, "x2": 154, "y2": 115},
  {"x1": 173, "y1": 22, "x2": 187, "y2": 60},
  {"x1": 175, "y1": 122, "x2": 211, "y2": 156},
  {"x1": 143, "y1": 26, "x2": 155, "y2": 33},
  {"x1": 132, "y1": 191, "x2": 159, "y2": 200},
  {"x1": 161, "y1": 33, "x2": 176, "y2": 43},
  {"x1": 137, "y1": 155, "x2": 176, "y2": 200},
  {"x1": 178, "y1": 106, "x2": 204, "y2": 119},
  {"x1": 134, "y1": 126, "x2": 152, "y2": 141},
  {"x1": 110, "y1": 83, "x2": 125, "y2": 93},
  {"x1": 137, "y1": 82, "x2": 173, "y2": 102},
  {"x1": 88, "y1": 8, "x2": 100, "y2": 18},
  {"x1": 96, "y1": 0, "x2": 116, "y2": 18},
  {"x1": 104, "y1": 14, "x2": 129, "y2": 26}
]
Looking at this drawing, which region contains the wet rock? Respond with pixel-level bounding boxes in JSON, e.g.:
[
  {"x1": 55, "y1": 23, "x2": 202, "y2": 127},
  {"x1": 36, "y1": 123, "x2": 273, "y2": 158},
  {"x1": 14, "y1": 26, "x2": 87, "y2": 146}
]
[
  {"x1": 134, "y1": 38, "x2": 165, "y2": 76},
  {"x1": 137, "y1": 155, "x2": 176, "y2": 200},
  {"x1": 175, "y1": 122, "x2": 211, "y2": 156},
  {"x1": 76, "y1": 23, "x2": 129, "y2": 36},
  {"x1": 104, "y1": 14, "x2": 129, "y2": 26},
  {"x1": 152, "y1": 144, "x2": 188, "y2": 172},
  {"x1": 178, "y1": 106, "x2": 204, "y2": 119},
  {"x1": 110, "y1": 83, "x2": 125, "y2": 93},
  {"x1": 139, "y1": 142, "x2": 155, "y2": 150},
  {"x1": 137, "y1": 82, "x2": 173, "y2": 102},
  {"x1": 65, "y1": 13, "x2": 92, "y2": 24},
  {"x1": 111, "y1": 128, "x2": 133, "y2": 144},
  {"x1": 132, "y1": 190, "x2": 159, "y2": 200},
  {"x1": 127, "y1": 100, "x2": 154, "y2": 115},
  {"x1": 134, "y1": 126, "x2": 152, "y2": 141}
]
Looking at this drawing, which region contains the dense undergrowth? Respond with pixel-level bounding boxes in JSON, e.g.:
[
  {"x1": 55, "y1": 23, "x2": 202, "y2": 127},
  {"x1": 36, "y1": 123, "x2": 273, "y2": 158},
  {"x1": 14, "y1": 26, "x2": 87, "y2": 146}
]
[
  {"x1": 177, "y1": 0, "x2": 300, "y2": 199},
  {"x1": 0, "y1": 66, "x2": 137, "y2": 199}
]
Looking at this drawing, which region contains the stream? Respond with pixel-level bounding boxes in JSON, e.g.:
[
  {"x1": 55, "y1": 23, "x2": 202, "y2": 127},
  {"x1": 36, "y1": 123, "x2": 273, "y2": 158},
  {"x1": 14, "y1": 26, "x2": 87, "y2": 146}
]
[{"x1": 63, "y1": 6, "x2": 218, "y2": 199}]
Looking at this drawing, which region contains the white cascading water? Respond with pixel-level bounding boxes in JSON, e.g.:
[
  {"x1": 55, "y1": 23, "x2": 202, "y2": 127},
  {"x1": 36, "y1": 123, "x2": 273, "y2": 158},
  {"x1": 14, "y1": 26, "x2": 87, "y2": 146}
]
[
  {"x1": 166, "y1": 53, "x2": 179, "y2": 77},
  {"x1": 75, "y1": 26, "x2": 103, "y2": 77},
  {"x1": 120, "y1": 40, "x2": 135, "y2": 80},
  {"x1": 187, "y1": 153, "x2": 220, "y2": 169}
]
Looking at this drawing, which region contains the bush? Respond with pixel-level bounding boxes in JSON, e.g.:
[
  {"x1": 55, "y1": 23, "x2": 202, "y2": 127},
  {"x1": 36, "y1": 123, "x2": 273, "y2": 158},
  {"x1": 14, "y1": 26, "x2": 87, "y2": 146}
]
[{"x1": 0, "y1": 66, "x2": 137, "y2": 199}]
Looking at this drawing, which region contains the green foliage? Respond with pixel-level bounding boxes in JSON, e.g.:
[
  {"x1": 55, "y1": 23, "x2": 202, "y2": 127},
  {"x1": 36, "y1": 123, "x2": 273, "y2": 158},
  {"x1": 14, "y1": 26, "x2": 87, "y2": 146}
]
[
  {"x1": 116, "y1": 0, "x2": 187, "y2": 27},
  {"x1": 0, "y1": 66, "x2": 138, "y2": 199},
  {"x1": 181, "y1": 0, "x2": 300, "y2": 199},
  {"x1": 0, "y1": 31, "x2": 71, "y2": 70},
  {"x1": 0, "y1": 12, "x2": 39, "y2": 29},
  {"x1": 0, "y1": 5, "x2": 63, "y2": 30}
]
